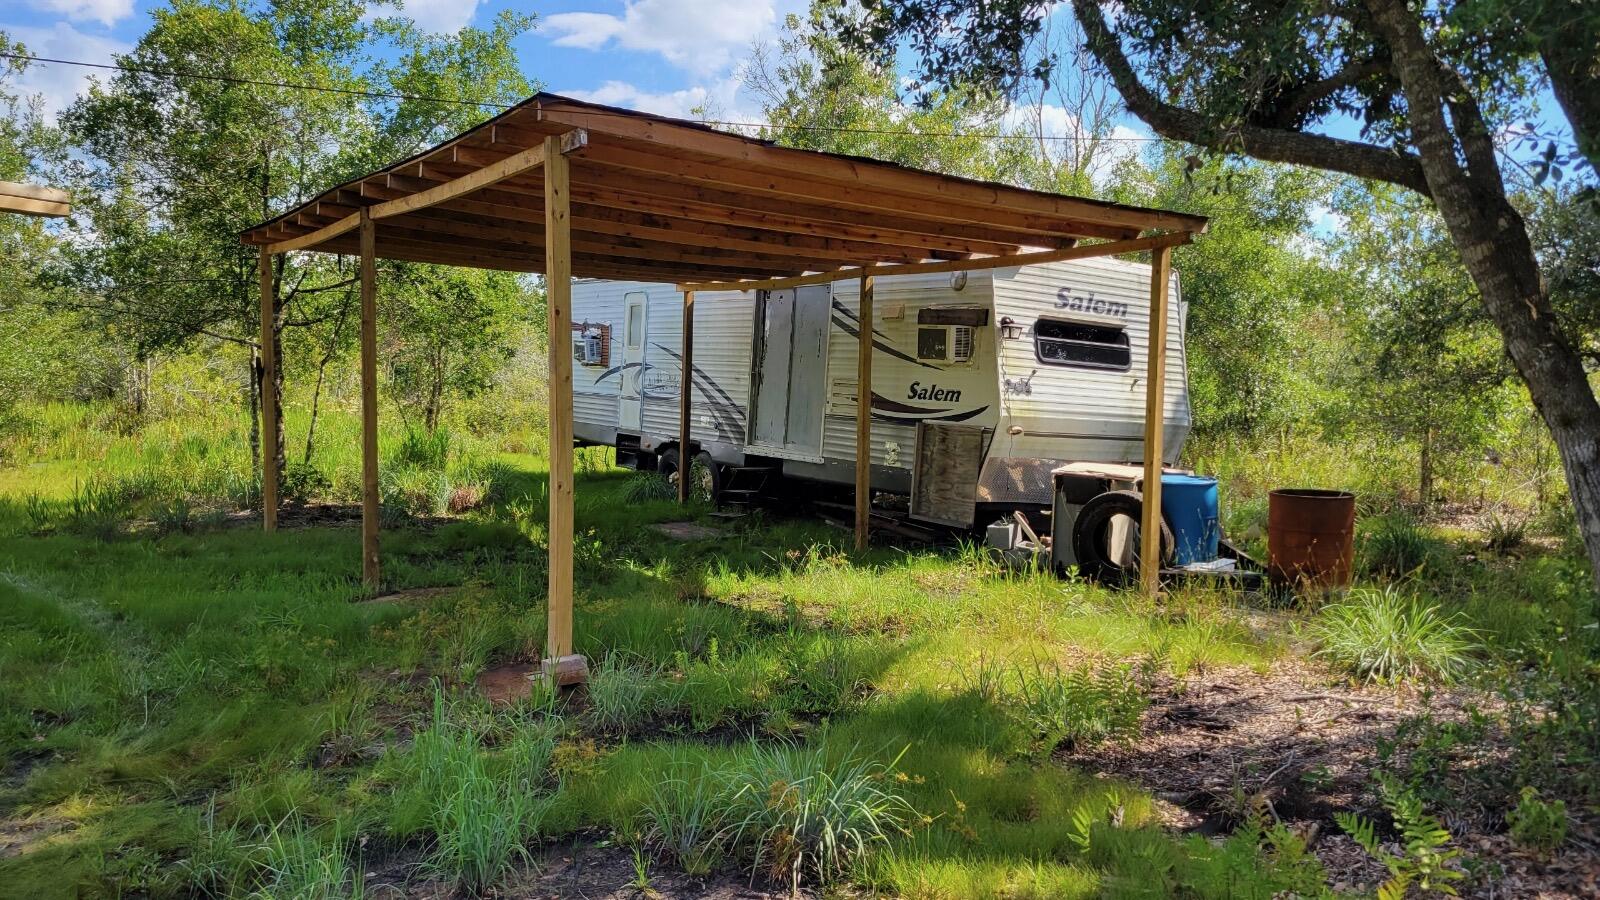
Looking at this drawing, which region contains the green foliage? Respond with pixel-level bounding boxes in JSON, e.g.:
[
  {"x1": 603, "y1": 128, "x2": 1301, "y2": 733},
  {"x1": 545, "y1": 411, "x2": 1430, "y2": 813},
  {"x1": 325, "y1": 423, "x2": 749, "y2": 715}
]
[
  {"x1": 1506, "y1": 786, "x2": 1568, "y2": 854},
  {"x1": 640, "y1": 755, "x2": 728, "y2": 876},
  {"x1": 1009, "y1": 659, "x2": 1147, "y2": 754},
  {"x1": 1361, "y1": 514, "x2": 1436, "y2": 579},
  {"x1": 719, "y1": 742, "x2": 915, "y2": 891},
  {"x1": 1336, "y1": 778, "x2": 1465, "y2": 899},
  {"x1": 621, "y1": 471, "x2": 677, "y2": 503},
  {"x1": 1311, "y1": 586, "x2": 1478, "y2": 684}
]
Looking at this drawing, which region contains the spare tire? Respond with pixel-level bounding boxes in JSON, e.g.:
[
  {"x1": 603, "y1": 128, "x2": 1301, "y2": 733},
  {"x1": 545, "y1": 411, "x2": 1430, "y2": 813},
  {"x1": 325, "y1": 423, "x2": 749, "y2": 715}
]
[{"x1": 1071, "y1": 490, "x2": 1174, "y2": 584}]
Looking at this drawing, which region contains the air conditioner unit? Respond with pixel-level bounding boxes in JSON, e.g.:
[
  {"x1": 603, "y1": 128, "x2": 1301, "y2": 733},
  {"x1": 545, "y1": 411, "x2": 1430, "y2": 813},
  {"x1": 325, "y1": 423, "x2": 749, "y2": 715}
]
[
  {"x1": 916, "y1": 325, "x2": 976, "y2": 364},
  {"x1": 573, "y1": 328, "x2": 605, "y2": 366}
]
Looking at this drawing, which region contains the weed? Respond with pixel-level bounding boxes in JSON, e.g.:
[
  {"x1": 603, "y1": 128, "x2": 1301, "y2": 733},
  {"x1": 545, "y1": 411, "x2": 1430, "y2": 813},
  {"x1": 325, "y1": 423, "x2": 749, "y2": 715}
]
[
  {"x1": 719, "y1": 742, "x2": 914, "y2": 891},
  {"x1": 621, "y1": 472, "x2": 676, "y2": 503},
  {"x1": 1484, "y1": 509, "x2": 1529, "y2": 555},
  {"x1": 1311, "y1": 585, "x2": 1478, "y2": 684},
  {"x1": 392, "y1": 427, "x2": 452, "y2": 470},
  {"x1": 1011, "y1": 659, "x2": 1147, "y2": 754},
  {"x1": 1506, "y1": 787, "x2": 1567, "y2": 854},
  {"x1": 1361, "y1": 513, "x2": 1433, "y2": 579},
  {"x1": 642, "y1": 757, "x2": 727, "y2": 875},
  {"x1": 586, "y1": 653, "x2": 678, "y2": 733},
  {"x1": 1336, "y1": 777, "x2": 1465, "y2": 899},
  {"x1": 282, "y1": 461, "x2": 331, "y2": 505},
  {"x1": 152, "y1": 496, "x2": 193, "y2": 535}
]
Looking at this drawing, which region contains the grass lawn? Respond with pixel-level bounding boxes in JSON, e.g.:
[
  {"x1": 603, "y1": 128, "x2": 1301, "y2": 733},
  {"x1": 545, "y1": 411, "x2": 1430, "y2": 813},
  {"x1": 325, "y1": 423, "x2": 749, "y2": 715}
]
[{"x1": 1, "y1": 432, "x2": 1595, "y2": 898}]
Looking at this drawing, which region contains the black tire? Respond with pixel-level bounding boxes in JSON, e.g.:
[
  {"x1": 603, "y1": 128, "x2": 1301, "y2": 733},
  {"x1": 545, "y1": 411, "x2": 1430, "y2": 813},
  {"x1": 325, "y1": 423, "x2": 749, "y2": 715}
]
[
  {"x1": 1071, "y1": 490, "x2": 1174, "y2": 584},
  {"x1": 658, "y1": 447, "x2": 721, "y2": 504}
]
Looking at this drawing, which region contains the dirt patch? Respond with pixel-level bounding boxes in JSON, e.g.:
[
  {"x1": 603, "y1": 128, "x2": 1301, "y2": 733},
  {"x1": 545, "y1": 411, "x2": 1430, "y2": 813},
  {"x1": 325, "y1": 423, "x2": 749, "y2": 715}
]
[
  {"x1": 504, "y1": 839, "x2": 804, "y2": 899},
  {"x1": 1063, "y1": 662, "x2": 1600, "y2": 898},
  {"x1": 477, "y1": 662, "x2": 541, "y2": 705},
  {"x1": 0, "y1": 816, "x2": 70, "y2": 859},
  {"x1": 360, "y1": 586, "x2": 459, "y2": 606},
  {"x1": 650, "y1": 522, "x2": 721, "y2": 542}
]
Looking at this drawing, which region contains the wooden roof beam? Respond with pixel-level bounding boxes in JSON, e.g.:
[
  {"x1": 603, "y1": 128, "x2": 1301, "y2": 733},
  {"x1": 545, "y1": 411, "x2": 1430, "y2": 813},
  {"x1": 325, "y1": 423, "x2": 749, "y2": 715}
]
[
  {"x1": 677, "y1": 231, "x2": 1195, "y2": 293},
  {"x1": 533, "y1": 98, "x2": 1207, "y2": 235}
]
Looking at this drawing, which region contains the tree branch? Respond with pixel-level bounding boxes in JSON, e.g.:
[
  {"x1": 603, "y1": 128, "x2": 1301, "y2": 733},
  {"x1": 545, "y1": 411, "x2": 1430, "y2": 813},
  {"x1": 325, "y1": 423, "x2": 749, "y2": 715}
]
[
  {"x1": 1258, "y1": 57, "x2": 1391, "y2": 128},
  {"x1": 1071, "y1": 0, "x2": 1430, "y2": 195}
]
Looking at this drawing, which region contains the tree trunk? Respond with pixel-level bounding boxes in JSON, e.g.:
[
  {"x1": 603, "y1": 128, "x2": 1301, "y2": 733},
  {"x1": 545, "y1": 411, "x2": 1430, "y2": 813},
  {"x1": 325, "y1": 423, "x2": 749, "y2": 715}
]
[
  {"x1": 1419, "y1": 426, "x2": 1433, "y2": 509},
  {"x1": 247, "y1": 351, "x2": 260, "y2": 476},
  {"x1": 1534, "y1": 1, "x2": 1600, "y2": 173},
  {"x1": 304, "y1": 356, "x2": 329, "y2": 465},
  {"x1": 1366, "y1": 0, "x2": 1600, "y2": 590}
]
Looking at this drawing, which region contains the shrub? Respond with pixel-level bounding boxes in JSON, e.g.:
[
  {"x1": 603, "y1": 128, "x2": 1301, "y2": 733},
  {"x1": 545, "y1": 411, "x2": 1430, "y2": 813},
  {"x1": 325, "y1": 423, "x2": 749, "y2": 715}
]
[
  {"x1": 152, "y1": 497, "x2": 193, "y2": 535},
  {"x1": 1506, "y1": 787, "x2": 1567, "y2": 854},
  {"x1": 1311, "y1": 586, "x2": 1478, "y2": 684},
  {"x1": 1361, "y1": 513, "x2": 1432, "y2": 578},
  {"x1": 719, "y1": 742, "x2": 914, "y2": 891},
  {"x1": 281, "y1": 461, "x2": 331, "y2": 505}
]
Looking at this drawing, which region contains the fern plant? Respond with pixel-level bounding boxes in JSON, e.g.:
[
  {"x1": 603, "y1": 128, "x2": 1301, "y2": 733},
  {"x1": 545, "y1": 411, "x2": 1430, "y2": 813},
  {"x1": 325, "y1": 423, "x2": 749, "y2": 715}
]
[{"x1": 1335, "y1": 778, "x2": 1465, "y2": 898}]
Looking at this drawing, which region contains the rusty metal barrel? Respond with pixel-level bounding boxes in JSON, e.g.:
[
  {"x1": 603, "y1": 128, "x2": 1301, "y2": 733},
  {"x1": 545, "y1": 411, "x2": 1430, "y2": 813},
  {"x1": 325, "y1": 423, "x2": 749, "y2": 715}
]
[{"x1": 1268, "y1": 489, "x2": 1356, "y2": 588}]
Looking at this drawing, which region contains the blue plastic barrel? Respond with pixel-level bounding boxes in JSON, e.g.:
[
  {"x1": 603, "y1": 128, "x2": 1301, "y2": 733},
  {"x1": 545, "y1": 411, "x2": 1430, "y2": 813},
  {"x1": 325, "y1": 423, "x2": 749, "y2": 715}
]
[{"x1": 1160, "y1": 474, "x2": 1220, "y2": 565}]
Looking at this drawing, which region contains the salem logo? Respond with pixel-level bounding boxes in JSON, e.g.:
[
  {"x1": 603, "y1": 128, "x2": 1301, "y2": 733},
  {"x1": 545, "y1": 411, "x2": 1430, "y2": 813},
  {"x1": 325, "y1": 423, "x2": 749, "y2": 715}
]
[
  {"x1": 1054, "y1": 287, "x2": 1128, "y2": 318},
  {"x1": 907, "y1": 381, "x2": 962, "y2": 402}
]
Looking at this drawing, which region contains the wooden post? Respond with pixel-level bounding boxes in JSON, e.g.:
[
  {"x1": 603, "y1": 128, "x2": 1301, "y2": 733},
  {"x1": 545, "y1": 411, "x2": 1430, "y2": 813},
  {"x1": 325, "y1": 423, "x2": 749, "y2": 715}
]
[
  {"x1": 678, "y1": 289, "x2": 695, "y2": 505},
  {"x1": 258, "y1": 248, "x2": 278, "y2": 532},
  {"x1": 359, "y1": 209, "x2": 381, "y2": 589},
  {"x1": 543, "y1": 134, "x2": 586, "y2": 685},
  {"x1": 855, "y1": 270, "x2": 874, "y2": 552},
  {"x1": 1140, "y1": 246, "x2": 1174, "y2": 595}
]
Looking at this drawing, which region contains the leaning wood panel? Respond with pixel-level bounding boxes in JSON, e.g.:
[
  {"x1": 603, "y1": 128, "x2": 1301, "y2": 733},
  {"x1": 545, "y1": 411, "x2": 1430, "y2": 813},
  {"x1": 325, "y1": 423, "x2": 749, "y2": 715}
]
[
  {"x1": 910, "y1": 423, "x2": 986, "y2": 528},
  {"x1": 1140, "y1": 246, "x2": 1174, "y2": 595},
  {"x1": 258, "y1": 248, "x2": 278, "y2": 532},
  {"x1": 544, "y1": 135, "x2": 577, "y2": 667},
  {"x1": 369, "y1": 144, "x2": 546, "y2": 220},
  {"x1": 359, "y1": 210, "x2": 381, "y2": 589}
]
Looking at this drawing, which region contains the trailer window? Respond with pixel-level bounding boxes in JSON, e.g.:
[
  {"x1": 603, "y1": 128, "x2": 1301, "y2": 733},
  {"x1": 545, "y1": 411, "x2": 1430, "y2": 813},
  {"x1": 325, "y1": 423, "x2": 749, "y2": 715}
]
[
  {"x1": 625, "y1": 294, "x2": 645, "y2": 351},
  {"x1": 1034, "y1": 319, "x2": 1130, "y2": 370}
]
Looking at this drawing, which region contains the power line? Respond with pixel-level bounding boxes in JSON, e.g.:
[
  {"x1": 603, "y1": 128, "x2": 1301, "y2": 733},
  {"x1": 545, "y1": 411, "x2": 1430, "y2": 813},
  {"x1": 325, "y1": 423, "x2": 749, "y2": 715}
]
[{"x1": 1, "y1": 51, "x2": 1175, "y2": 144}]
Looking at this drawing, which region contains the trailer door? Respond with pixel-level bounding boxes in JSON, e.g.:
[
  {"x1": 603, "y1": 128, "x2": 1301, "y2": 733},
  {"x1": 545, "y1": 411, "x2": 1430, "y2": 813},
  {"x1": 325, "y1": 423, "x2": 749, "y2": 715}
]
[
  {"x1": 620, "y1": 292, "x2": 646, "y2": 432},
  {"x1": 748, "y1": 286, "x2": 828, "y2": 457}
]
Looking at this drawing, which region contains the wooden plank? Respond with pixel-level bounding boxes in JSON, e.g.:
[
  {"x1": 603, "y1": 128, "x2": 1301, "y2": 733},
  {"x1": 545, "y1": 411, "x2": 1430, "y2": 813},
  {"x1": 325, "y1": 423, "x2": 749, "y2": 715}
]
[
  {"x1": 0, "y1": 180, "x2": 71, "y2": 217},
  {"x1": 1140, "y1": 245, "x2": 1174, "y2": 596},
  {"x1": 570, "y1": 146, "x2": 1137, "y2": 241},
  {"x1": 368, "y1": 143, "x2": 548, "y2": 220},
  {"x1": 359, "y1": 210, "x2": 381, "y2": 589},
  {"x1": 533, "y1": 98, "x2": 1209, "y2": 235},
  {"x1": 316, "y1": 232, "x2": 770, "y2": 281},
  {"x1": 258, "y1": 248, "x2": 278, "y2": 532},
  {"x1": 544, "y1": 134, "x2": 577, "y2": 668},
  {"x1": 855, "y1": 271, "x2": 874, "y2": 552},
  {"x1": 678, "y1": 231, "x2": 1195, "y2": 293},
  {"x1": 678, "y1": 290, "x2": 694, "y2": 505},
  {"x1": 265, "y1": 212, "x2": 359, "y2": 254}
]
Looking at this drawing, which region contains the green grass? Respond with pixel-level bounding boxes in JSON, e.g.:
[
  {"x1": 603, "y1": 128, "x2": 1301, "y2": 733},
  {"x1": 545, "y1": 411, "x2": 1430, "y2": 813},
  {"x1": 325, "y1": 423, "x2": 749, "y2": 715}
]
[{"x1": 0, "y1": 401, "x2": 1594, "y2": 896}]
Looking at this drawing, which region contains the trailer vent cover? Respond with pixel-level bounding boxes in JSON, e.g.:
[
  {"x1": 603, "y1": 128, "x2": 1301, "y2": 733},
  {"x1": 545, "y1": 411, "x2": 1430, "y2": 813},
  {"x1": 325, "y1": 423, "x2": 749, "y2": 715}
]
[{"x1": 952, "y1": 326, "x2": 975, "y2": 362}]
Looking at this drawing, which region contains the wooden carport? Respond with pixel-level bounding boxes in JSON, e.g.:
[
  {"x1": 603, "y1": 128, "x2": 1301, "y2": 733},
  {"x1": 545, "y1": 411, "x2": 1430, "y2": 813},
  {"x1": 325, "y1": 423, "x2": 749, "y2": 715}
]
[{"x1": 240, "y1": 93, "x2": 1208, "y2": 684}]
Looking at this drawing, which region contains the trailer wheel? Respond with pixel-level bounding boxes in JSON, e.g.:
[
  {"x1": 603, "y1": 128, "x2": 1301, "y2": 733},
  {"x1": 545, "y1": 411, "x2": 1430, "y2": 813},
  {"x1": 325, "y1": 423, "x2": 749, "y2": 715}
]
[
  {"x1": 1071, "y1": 490, "x2": 1174, "y2": 584},
  {"x1": 657, "y1": 447, "x2": 722, "y2": 505}
]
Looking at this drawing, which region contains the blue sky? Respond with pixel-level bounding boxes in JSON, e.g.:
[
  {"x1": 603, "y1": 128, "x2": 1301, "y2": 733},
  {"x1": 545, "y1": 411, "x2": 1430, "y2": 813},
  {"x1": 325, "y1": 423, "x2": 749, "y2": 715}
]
[{"x1": 1, "y1": 0, "x2": 814, "y2": 122}]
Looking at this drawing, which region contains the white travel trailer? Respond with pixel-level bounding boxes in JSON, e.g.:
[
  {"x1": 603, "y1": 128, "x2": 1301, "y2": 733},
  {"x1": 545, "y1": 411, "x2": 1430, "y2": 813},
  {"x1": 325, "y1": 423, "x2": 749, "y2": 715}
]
[{"x1": 569, "y1": 256, "x2": 1190, "y2": 528}]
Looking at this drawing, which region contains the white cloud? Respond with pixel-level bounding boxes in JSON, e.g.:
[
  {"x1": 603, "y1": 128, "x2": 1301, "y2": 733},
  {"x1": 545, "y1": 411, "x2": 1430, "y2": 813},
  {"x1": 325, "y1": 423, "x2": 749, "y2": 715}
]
[
  {"x1": 367, "y1": 0, "x2": 482, "y2": 34},
  {"x1": 1000, "y1": 102, "x2": 1152, "y2": 187},
  {"x1": 545, "y1": 0, "x2": 804, "y2": 75},
  {"x1": 23, "y1": 0, "x2": 133, "y2": 28},
  {"x1": 8, "y1": 23, "x2": 131, "y2": 118},
  {"x1": 560, "y1": 76, "x2": 763, "y2": 126}
]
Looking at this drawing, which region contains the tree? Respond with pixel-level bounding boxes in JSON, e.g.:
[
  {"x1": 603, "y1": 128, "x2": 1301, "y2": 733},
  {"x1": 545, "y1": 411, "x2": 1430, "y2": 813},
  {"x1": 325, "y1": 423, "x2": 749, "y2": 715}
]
[
  {"x1": 833, "y1": 0, "x2": 1600, "y2": 587},
  {"x1": 53, "y1": 0, "x2": 533, "y2": 500},
  {"x1": 381, "y1": 264, "x2": 529, "y2": 432},
  {"x1": 1333, "y1": 184, "x2": 1515, "y2": 504}
]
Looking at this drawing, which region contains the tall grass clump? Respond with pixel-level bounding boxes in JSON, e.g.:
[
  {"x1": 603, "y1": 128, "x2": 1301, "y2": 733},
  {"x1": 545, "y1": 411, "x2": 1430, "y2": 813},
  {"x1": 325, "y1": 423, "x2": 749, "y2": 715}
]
[
  {"x1": 620, "y1": 472, "x2": 676, "y2": 503},
  {"x1": 388, "y1": 690, "x2": 557, "y2": 892},
  {"x1": 1311, "y1": 586, "x2": 1478, "y2": 684},
  {"x1": 585, "y1": 653, "x2": 681, "y2": 733},
  {"x1": 641, "y1": 755, "x2": 727, "y2": 876},
  {"x1": 1360, "y1": 513, "x2": 1434, "y2": 578},
  {"x1": 1011, "y1": 659, "x2": 1148, "y2": 753},
  {"x1": 719, "y1": 743, "x2": 914, "y2": 892}
]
